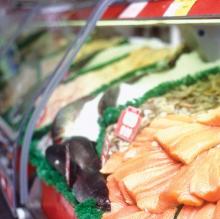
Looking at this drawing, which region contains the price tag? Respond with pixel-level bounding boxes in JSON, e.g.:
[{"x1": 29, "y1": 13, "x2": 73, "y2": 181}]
[{"x1": 115, "y1": 106, "x2": 142, "y2": 142}]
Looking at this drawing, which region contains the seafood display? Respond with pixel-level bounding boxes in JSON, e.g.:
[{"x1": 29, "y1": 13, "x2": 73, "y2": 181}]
[
  {"x1": 24, "y1": 31, "x2": 220, "y2": 219},
  {"x1": 101, "y1": 108, "x2": 220, "y2": 218}
]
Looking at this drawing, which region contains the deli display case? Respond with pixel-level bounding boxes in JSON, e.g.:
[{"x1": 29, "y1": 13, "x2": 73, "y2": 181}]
[{"x1": 1, "y1": 1, "x2": 220, "y2": 219}]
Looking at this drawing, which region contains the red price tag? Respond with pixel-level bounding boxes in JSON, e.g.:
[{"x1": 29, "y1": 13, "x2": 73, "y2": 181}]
[{"x1": 115, "y1": 106, "x2": 142, "y2": 142}]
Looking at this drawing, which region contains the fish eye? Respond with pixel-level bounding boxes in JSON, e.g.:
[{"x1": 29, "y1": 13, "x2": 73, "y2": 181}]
[{"x1": 54, "y1": 160, "x2": 60, "y2": 166}]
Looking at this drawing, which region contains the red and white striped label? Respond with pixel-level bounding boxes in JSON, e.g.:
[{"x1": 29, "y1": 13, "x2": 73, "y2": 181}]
[
  {"x1": 43, "y1": 0, "x2": 220, "y2": 22},
  {"x1": 119, "y1": 2, "x2": 148, "y2": 18}
]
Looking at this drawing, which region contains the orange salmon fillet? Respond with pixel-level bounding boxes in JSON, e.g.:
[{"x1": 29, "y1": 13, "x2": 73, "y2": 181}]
[
  {"x1": 101, "y1": 152, "x2": 124, "y2": 174},
  {"x1": 178, "y1": 204, "x2": 216, "y2": 219},
  {"x1": 213, "y1": 200, "x2": 220, "y2": 219},
  {"x1": 162, "y1": 153, "x2": 205, "y2": 207},
  {"x1": 190, "y1": 147, "x2": 220, "y2": 202},
  {"x1": 118, "y1": 181, "x2": 135, "y2": 205},
  {"x1": 102, "y1": 206, "x2": 140, "y2": 219},
  {"x1": 150, "y1": 115, "x2": 192, "y2": 129},
  {"x1": 122, "y1": 146, "x2": 181, "y2": 213},
  {"x1": 120, "y1": 211, "x2": 151, "y2": 219},
  {"x1": 124, "y1": 208, "x2": 176, "y2": 219},
  {"x1": 196, "y1": 107, "x2": 220, "y2": 126},
  {"x1": 104, "y1": 208, "x2": 176, "y2": 219},
  {"x1": 155, "y1": 123, "x2": 220, "y2": 164},
  {"x1": 113, "y1": 148, "x2": 172, "y2": 181},
  {"x1": 106, "y1": 176, "x2": 127, "y2": 212}
]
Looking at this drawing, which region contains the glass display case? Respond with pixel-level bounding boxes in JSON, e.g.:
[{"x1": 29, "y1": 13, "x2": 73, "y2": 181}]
[{"x1": 1, "y1": 1, "x2": 220, "y2": 219}]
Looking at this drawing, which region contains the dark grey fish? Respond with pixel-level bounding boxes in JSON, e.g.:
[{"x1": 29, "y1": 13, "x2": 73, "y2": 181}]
[
  {"x1": 51, "y1": 96, "x2": 93, "y2": 143},
  {"x1": 98, "y1": 86, "x2": 120, "y2": 115},
  {"x1": 45, "y1": 136, "x2": 110, "y2": 211}
]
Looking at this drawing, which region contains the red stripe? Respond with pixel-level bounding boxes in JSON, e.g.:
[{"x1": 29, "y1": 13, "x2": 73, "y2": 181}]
[
  {"x1": 67, "y1": 8, "x2": 92, "y2": 20},
  {"x1": 138, "y1": 0, "x2": 174, "y2": 18},
  {"x1": 102, "y1": 4, "x2": 128, "y2": 19},
  {"x1": 189, "y1": 0, "x2": 220, "y2": 16}
]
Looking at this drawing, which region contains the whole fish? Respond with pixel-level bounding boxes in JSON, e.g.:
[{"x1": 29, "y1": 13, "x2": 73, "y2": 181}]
[{"x1": 46, "y1": 136, "x2": 110, "y2": 211}]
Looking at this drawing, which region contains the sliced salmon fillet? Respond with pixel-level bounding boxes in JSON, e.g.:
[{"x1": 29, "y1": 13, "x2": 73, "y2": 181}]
[
  {"x1": 196, "y1": 107, "x2": 220, "y2": 126},
  {"x1": 162, "y1": 153, "x2": 205, "y2": 207},
  {"x1": 118, "y1": 181, "x2": 135, "y2": 205},
  {"x1": 194, "y1": 203, "x2": 216, "y2": 219},
  {"x1": 121, "y1": 208, "x2": 176, "y2": 219},
  {"x1": 155, "y1": 123, "x2": 220, "y2": 164},
  {"x1": 122, "y1": 145, "x2": 151, "y2": 159},
  {"x1": 158, "y1": 208, "x2": 177, "y2": 219},
  {"x1": 190, "y1": 147, "x2": 220, "y2": 202},
  {"x1": 102, "y1": 206, "x2": 140, "y2": 219},
  {"x1": 102, "y1": 136, "x2": 155, "y2": 175},
  {"x1": 166, "y1": 114, "x2": 194, "y2": 123},
  {"x1": 178, "y1": 204, "x2": 216, "y2": 219},
  {"x1": 178, "y1": 206, "x2": 198, "y2": 219},
  {"x1": 122, "y1": 151, "x2": 181, "y2": 213},
  {"x1": 135, "y1": 170, "x2": 179, "y2": 213},
  {"x1": 113, "y1": 149, "x2": 172, "y2": 181},
  {"x1": 132, "y1": 127, "x2": 158, "y2": 144},
  {"x1": 150, "y1": 115, "x2": 192, "y2": 129},
  {"x1": 213, "y1": 200, "x2": 220, "y2": 219},
  {"x1": 101, "y1": 152, "x2": 124, "y2": 174},
  {"x1": 120, "y1": 211, "x2": 151, "y2": 219},
  {"x1": 106, "y1": 176, "x2": 127, "y2": 212}
]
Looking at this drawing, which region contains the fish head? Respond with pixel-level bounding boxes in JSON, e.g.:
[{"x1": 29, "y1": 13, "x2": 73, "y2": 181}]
[
  {"x1": 46, "y1": 144, "x2": 78, "y2": 186},
  {"x1": 98, "y1": 86, "x2": 120, "y2": 116},
  {"x1": 67, "y1": 136, "x2": 101, "y2": 170},
  {"x1": 96, "y1": 197, "x2": 111, "y2": 211},
  {"x1": 46, "y1": 144, "x2": 66, "y2": 175},
  {"x1": 95, "y1": 176, "x2": 111, "y2": 211}
]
